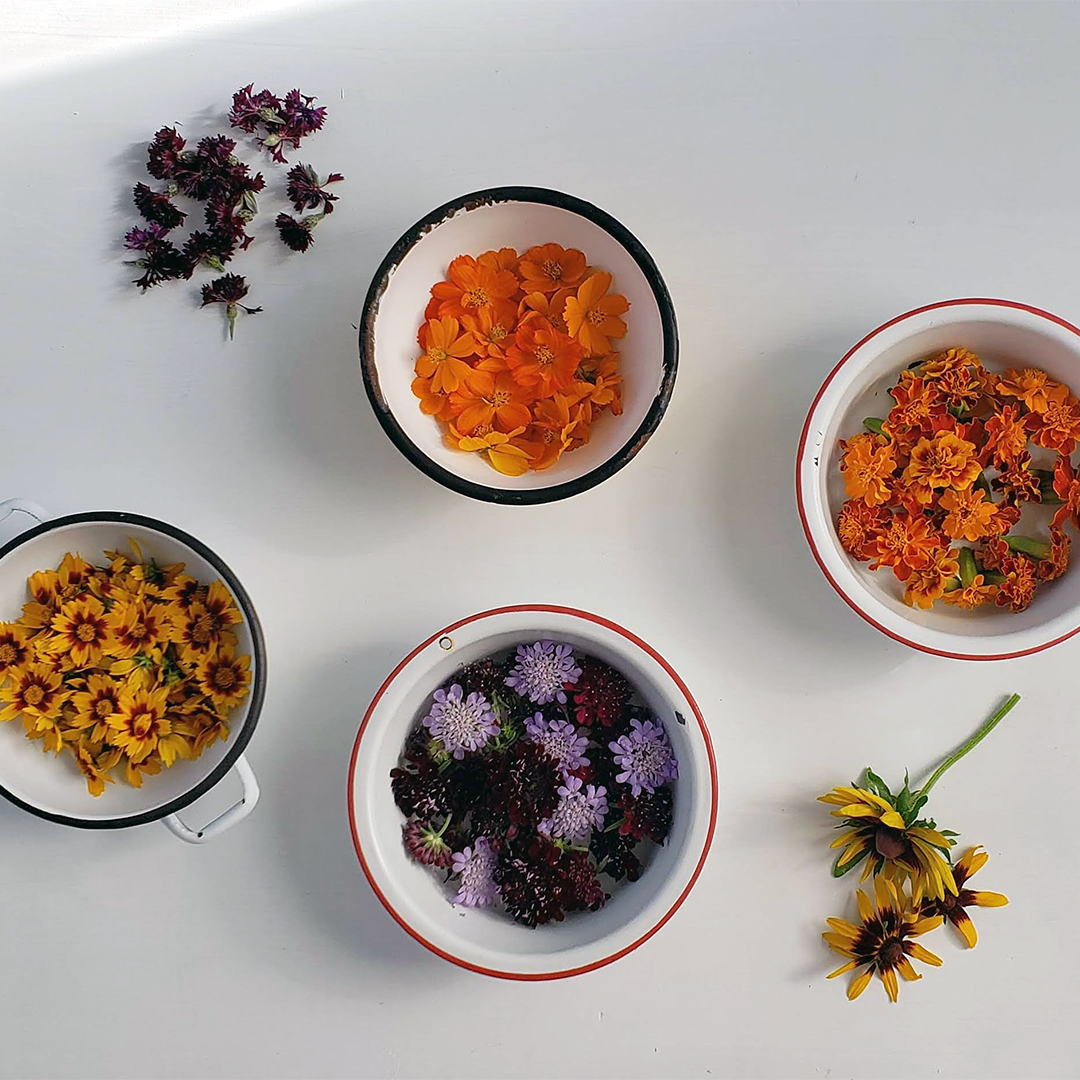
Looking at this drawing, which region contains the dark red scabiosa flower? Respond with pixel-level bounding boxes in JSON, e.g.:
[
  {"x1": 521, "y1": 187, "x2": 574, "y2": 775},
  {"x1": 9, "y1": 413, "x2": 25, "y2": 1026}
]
[
  {"x1": 562, "y1": 850, "x2": 607, "y2": 912},
  {"x1": 146, "y1": 125, "x2": 186, "y2": 180},
  {"x1": 391, "y1": 758, "x2": 456, "y2": 820},
  {"x1": 132, "y1": 183, "x2": 187, "y2": 229},
  {"x1": 200, "y1": 273, "x2": 262, "y2": 339},
  {"x1": 228, "y1": 84, "x2": 285, "y2": 134},
  {"x1": 457, "y1": 657, "x2": 511, "y2": 703},
  {"x1": 130, "y1": 239, "x2": 188, "y2": 290},
  {"x1": 617, "y1": 786, "x2": 673, "y2": 845},
  {"x1": 276, "y1": 212, "x2": 321, "y2": 252},
  {"x1": 285, "y1": 163, "x2": 343, "y2": 214},
  {"x1": 489, "y1": 740, "x2": 561, "y2": 826},
  {"x1": 571, "y1": 657, "x2": 631, "y2": 728},
  {"x1": 590, "y1": 826, "x2": 643, "y2": 882},
  {"x1": 124, "y1": 222, "x2": 171, "y2": 250},
  {"x1": 494, "y1": 835, "x2": 568, "y2": 927},
  {"x1": 403, "y1": 818, "x2": 454, "y2": 868}
]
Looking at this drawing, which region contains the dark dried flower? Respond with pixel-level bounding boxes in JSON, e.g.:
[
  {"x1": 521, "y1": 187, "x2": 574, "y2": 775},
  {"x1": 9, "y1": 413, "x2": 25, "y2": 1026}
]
[
  {"x1": 285, "y1": 163, "x2": 343, "y2": 214},
  {"x1": 489, "y1": 740, "x2": 561, "y2": 826},
  {"x1": 200, "y1": 273, "x2": 261, "y2": 339},
  {"x1": 146, "y1": 125, "x2": 186, "y2": 180},
  {"x1": 282, "y1": 89, "x2": 328, "y2": 140},
  {"x1": 391, "y1": 759, "x2": 455, "y2": 820},
  {"x1": 124, "y1": 222, "x2": 171, "y2": 250},
  {"x1": 562, "y1": 850, "x2": 607, "y2": 912},
  {"x1": 182, "y1": 230, "x2": 235, "y2": 274},
  {"x1": 572, "y1": 657, "x2": 632, "y2": 728},
  {"x1": 229, "y1": 84, "x2": 284, "y2": 134},
  {"x1": 457, "y1": 657, "x2": 511, "y2": 702},
  {"x1": 590, "y1": 826, "x2": 643, "y2": 883},
  {"x1": 132, "y1": 183, "x2": 186, "y2": 229},
  {"x1": 275, "y1": 212, "x2": 321, "y2": 252},
  {"x1": 617, "y1": 786, "x2": 673, "y2": 844},
  {"x1": 494, "y1": 836, "x2": 568, "y2": 927},
  {"x1": 130, "y1": 239, "x2": 188, "y2": 290}
]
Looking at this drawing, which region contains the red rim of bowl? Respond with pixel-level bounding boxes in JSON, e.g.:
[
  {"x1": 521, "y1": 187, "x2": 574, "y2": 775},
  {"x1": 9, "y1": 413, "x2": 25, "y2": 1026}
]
[
  {"x1": 347, "y1": 604, "x2": 718, "y2": 980},
  {"x1": 796, "y1": 296, "x2": 1080, "y2": 661}
]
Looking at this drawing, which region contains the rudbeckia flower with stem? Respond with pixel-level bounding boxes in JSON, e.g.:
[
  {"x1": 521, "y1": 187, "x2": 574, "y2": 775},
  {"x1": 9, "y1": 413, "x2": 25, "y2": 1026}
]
[{"x1": 819, "y1": 693, "x2": 1020, "y2": 903}]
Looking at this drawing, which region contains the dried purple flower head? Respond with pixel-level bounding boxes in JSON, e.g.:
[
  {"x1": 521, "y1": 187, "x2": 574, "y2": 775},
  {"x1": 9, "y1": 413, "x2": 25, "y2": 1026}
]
[
  {"x1": 403, "y1": 817, "x2": 453, "y2": 868},
  {"x1": 130, "y1": 239, "x2": 188, "y2": 290},
  {"x1": 132, "y1": 183, "x2": 186, "y2": 229},
  {"x1": 181, "y1": 230, "x2": 234, "y2": 274},
  {"x1": 562, "y1": 851, "x2": 606, "y2": 912},
  {"x1": 421, "y1": 683, "x2": 498, "y2": 760},
  {"x1": 146, "y1": 125, "x2": 186, "y2": 180},
  {"x1": 451, "y1": 837, "x2": 498, "y2": 907},
  {"x1": 275, "y1": 212, "x2": 323, "y2": 253},
  {"x1": 615, "y1": 786, "x2": 673, "y2": 844},
  {"x1": 124, "y1": 222, "x2": 171, "y2": 251},
  {"x1": 229, "y1": 84, "x2": 285, "y2": 134},
  {"x1": 589, "y1": 826, "x2": 643, "y2": 883},
  {"x1": 609, "y1": 717, "x2": 678, "y2": 798},
  {"x1": 285, "y1": 163, "x2": 344, "y2": 214},
  {"x1": 391, "y1": 758, "x2": 454, "y2": 820},
  {"x1": 457, "y1": 657, "x2": 510, "y2": 701},
  {"x1": 540, "y1": 775, "x2": 608, "y2": 845},
  {"x1": 200, "y1": 273, "x2": 262, "y2": 339},
  {"x1": 524, "y1": 713, "x2": 589, "y2": 774},
  {"x1": 505, "y1": 640, "x2": 582, "y2": 705}
]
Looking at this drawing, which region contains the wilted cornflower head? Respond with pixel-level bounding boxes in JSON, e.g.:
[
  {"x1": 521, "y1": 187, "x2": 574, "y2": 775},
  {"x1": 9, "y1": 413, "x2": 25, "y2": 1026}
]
[
  {"x1": 609, "y1": 716, "x2": 678, "y2": 797},
  {"x1": 130, "y1": 239, "x2": 188, "y2": 290},
  {"x1": 283, "y1": 89, "x2": 328, "y2": 140},
  {"x1": 132, "y1": 183, "x2": 186, "y2": 229},
  {"x1": 229, "y1": 84, "x2": 284, "y2": 133},
  {"x1": 200, "y1": 273, "x2": 262, "y2": 339},
  {"x1": 285, "y1": 163, "x2": 344, "y2": 214}
]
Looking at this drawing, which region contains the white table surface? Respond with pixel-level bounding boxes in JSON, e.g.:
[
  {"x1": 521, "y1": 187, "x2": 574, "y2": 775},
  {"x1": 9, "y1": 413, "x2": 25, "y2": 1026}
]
[{"x1": 1, "y1": 2, "x2": 1077, "y2": 1077}]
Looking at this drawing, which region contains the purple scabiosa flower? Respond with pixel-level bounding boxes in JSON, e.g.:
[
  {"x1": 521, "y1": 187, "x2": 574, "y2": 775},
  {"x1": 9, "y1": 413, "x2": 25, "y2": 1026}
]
[
  {"x1": 124, "y1": 222, "x2": 171, "y2": 250},
  {"x1": 541, "y1": 775, "x2": 608, "y2": 845},
  {"x1": 451, "y1": 837, "x2": 497, "y2": 907},
  {"x1": 403, "y1": 818, "x2": 453, "y2": 868},
  {"x1": 200, "y1": 274, "x2": 262, "y2": 339},
  {"x1": 524, "y1": 713, "x2": 590, "y2": 774},
  {"x1": 146, "y1": 125, "x2": 186, "y2": 180},
  {"x1": 504, "y1": 640, "x2": 582, "y2": 705},
  {"x1": 285, "y1": 163, "x2": 343, "y2": 214},
  {"x1": 275, "y1": 212, "x2": 322, "y2": 252},
  {"x1": 421, "y1": 683, "x2": 498, "y2": 759},
  {"x1": 228, "y1": 84, "x2": 285, "y2": 133},
  {"x1": 132, "y1": 183, "x2": 186, "y2": 229},
  {"x1": 609, "y1": 717, "x2": 678, "y2": 797}
]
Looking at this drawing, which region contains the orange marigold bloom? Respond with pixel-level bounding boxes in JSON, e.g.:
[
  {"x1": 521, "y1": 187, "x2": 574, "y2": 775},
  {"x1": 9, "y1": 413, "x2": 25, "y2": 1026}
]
[
  {"x1": 506, "y1": 319, "x2": 583, "y2": 396},
  {"x1": 939, "y1": 487, "x2": 997, "y2": 542},
  {"x1": 517, "y1": 243, "x2": 586, "y2": 295},
  {"x1": 837, "y1": 500, "x2": 888, "y2": 561},
  {"x1": 984, "y1": 500, "x2": 1022, "y2": 538},
  {"x1": 461, "y1": 300, "x2": 519, "y2": 358},
  {"x1": 994, "y1": 454, "x2": 1041, "y2": 504},
  {"x1": 1053, "y1": 454, "x2": 1080, "y2": 530},
  {"x1": 840, "y1": 433, "x2": 896, "y2": 508},
  {"x1": 450, "y1": 371, "x2": 535, "y2": 434},
  {"x1": 415, "y1": 316, "x2": 484, "y2": 395},
  {"x1": 1041, "y1": 527, "x2": 1071, "y2": 582},
  {"x1": 995, "y1": 367, "x2": 1060, "y2": 413},
  {"x1": 983, "y1": 405, "x2": 1028, "y2": 465},
  {"x1": 563, "y1": 272, "x2": 630, "y2": 355},
  {"x1": 936, "y1": 363, "x2": 985, "y2": 412},
  {"x1": 995, "y1": 553, "x2": 1039, "y2": 612},
  {"x1": 1024, "y1": 389, "x2": 1080, "y2": 454},
  {"x1": 920, "y1": 347, "x2": 982, "y2": 379},
  {"x1": 448, "y1": 424, "x2": 533, "y2": 477},
  {"x1": 904, "y1": 547, "x2": 961, "y2": 609},
  {"x1": 869, "y1": 510, "x2": 944, "y2": 580},
  {"x1": 519, "y1": 289, "x2": 574, "y2": 335},
  {"x1": 431, "y1": 255, "x2": 519, "y2": 318},
  {"x1": 942, "y1": 574, "x2": 998, "y2": 609},
  {"x1": 888, "y1": 376, "x2": 944, "y2": 432},
  {"x1": 902, "y1": 432, "x2": 981, "y2": 498}
]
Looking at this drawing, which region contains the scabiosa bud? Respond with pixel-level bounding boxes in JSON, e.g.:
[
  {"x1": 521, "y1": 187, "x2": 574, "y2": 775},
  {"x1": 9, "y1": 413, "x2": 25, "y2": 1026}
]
[
  {"x1": 609, "y1": 717, "x2": 678, "y2": 797},
  {"x1": 403, "y1": 817, "x2": 454, "y2": 868},
  {"x1": 505, "y1": 640, "x2": 582, "y2": 705},
  {"x1": 124, "y1": 222, "x2": 171, "y2": 250},
  {"x1": 285, "y1": 163, "x2": 343, "y2": 214},
  {"x1": 132, "y1": 183, "x2": 186, "y2": 229},
  {"x1": 451, "y1": 837, "x2": 498, "y2": 907},
  {"x1": 275, "y1": 212, "x2": 322, "y2": 252},
  {"x1": 200, "y1": 273, "x2": 262, "y2": 339},
  {"x1": 130, "y1": 239, "x2": 188, "y2": 290},
  {"x1": 572, "y1": 656, "x2": 632, "y2": 727},
  {"x1": 146, "y1": 125, "x2": 186, "y2": 180}
]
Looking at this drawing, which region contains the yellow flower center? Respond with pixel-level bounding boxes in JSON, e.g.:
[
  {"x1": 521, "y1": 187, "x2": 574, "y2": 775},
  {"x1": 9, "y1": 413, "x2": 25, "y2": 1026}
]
[
  {"x1": 95, "y1": 698, "x2": 115, "y2": 718},
  {"x1": 464, "y1": 288, "x2": 489, "y2": 308},
  {"x1": 0, "y1": 643, "x2": 17, "y2": 665},
  {"x1": 490, "y1": 388, "x2": 511, "y2": 407},
  {"x1": 427, "y1": 347, "x2": 448, "y2": 364},
  {"x1": 76, "y1": 621, "x2": 99, "y2": 643},
  {"x1": 535, "y1": 346, "x2": 555, "y2": 367},
  {"x1": 474, "y1": 423, "x2": 494, "y2": 438},
  {"x1": 542, "y1": 260, "x2": 563, "y2": 281},
  {"x1": 489, "y1": 325, "x2": 508, "y2": 342},
  {"x1": 24, "y1": 685, "x2": 45, "y2": 706},
  {"x1": 587, "y1": 308, "x2": 606, "y2": 326},
  {"x1": 213, "y1": 666, "x2": 238, "y2": 691}
]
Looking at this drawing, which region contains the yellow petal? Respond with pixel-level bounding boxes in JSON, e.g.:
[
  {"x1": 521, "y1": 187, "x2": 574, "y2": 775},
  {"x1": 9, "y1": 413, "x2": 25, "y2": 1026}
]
[
  {"x1": 957, "y1": 846, "x2": 989, "y2": 878},
  {"x1": 856, "y1": 889, "x2": 874, "y2": 923},
  {"x1": 878, "y1": 810, "x2": 907, "y2": 830},
  {"x1": 896, "y1": 956, "x2": 922, "y2": 982},
  {"x1": 952, "y1": 911, "x2": 978, "y2": 948},
  {"x1": 826, "y1": 917, "x2": 860, "y2": 937},
  {"x1": 829, "y1": 829, "x2": 858, "y2": 850},
  {"x1": 880, "y1": 966, "x2": 899, "y2": 1003},
  {"x1": 837, "y1": 804, "x2": 883, "y2": 819},
  {"x1": 967, "y1": 890, "x2": 1008, "y2": 908},
  {"x1": 905, "y1": 941, "x2": 943, "y2": 967},
  {"x1": 909, "y1": 915, "x2": 943, "y2": 936},
  {"x1": 827, "y1": 959, "x2": 859, "y2": 979},
  {"x1": 823, "y1": 934, "x2": 856, "y2": 955},
  {"x1": 487, "y1": 448, "x2": 531, "y2": 477},
  {"x1": 847, "y1": 968, "x2": 873, "y2": 1000}
]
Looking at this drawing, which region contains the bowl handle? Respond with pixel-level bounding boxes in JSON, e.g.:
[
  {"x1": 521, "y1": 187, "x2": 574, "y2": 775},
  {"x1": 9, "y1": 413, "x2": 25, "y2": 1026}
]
[
  {"x1": 0, "y1": 499, "x2": 47, "y2": 545},
  {"x1": 161, "y1": 754, "x2": 260, "y2": 844}
]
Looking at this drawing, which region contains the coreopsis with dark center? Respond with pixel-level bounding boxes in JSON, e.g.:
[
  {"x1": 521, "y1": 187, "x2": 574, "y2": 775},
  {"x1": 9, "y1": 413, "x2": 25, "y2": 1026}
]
[
  {"x1": 391, "y1": 642, "x2": 677, "y2": 926},
  {"x1": 200, "y1": 274, "x2": 261, "y2": 339}
]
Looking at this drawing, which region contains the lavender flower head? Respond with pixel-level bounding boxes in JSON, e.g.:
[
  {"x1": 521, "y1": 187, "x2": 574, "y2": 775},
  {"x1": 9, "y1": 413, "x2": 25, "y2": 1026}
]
[
  {"x1": 524, "y1": 713, "x2": 590, "y2": 774},
  {"x1": 609, "y1": 717, "x2": 678, "y2": 797},
  {"x1": 422, "y1": 683, "x2": 498, "y2": 759},
  {"x1": 451, "y1": 837, "x2": 498, "y2": 907},
  {"x1": 505, "y1": 640, "x2": 582, "y2": 705},
  {"x1": 541, "y1": 776, "x2": 608, "y2": 845}
]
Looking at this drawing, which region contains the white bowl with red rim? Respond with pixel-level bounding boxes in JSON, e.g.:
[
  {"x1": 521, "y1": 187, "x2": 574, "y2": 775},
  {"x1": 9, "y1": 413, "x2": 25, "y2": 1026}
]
[
  {"x1": 347, "y1": 605, "x2": 717, "y2": 980},
  {"x1": 797, "y1": 298, "x2": 1080, "y2": 660}
]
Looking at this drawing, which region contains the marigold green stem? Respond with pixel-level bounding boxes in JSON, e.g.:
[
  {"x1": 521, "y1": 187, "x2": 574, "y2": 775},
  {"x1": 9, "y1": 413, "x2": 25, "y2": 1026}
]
[{"x1": 917, "y1": 693, "x2": 1020, "y2": 800}]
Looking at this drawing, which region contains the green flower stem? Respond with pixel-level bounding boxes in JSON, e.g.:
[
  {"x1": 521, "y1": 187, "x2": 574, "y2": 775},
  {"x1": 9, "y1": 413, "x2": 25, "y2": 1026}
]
[
  {"x1": 959, "y1": 547, "x2": 977, "y2": 589},
  {"x1": 917, "y1": 693, "x2": 1020, "y2": 800},
  {"x1": 1007, "y1": 535, "x2": 1051, "y2": 560}
]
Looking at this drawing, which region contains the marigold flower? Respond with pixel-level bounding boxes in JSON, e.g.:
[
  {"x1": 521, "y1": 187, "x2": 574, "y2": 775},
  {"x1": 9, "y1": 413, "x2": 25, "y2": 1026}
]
[
  {"x1": 902, "y1": 432, "x2": 980, "y2": 497},
  {"x1": 431, "y1": 255, "x2": 519, "y2": 319},
  {"x1": 996, "y1": 367, "x2": 1060, "y2": 413},
  {"x1": 904, "y1": 546, "x2": 960, "y2": 609},
  {"x1": 506, "y1": 319, "x2": 583, "y2": 396},
  {"x1": 936, "y1": 362, "x2": 985, "y2": 412},
  {"x1": 563, "y1": 271, "x2": 630, "y2": 355},
  {"x1": 994, "y1": 453, "x2": 1041, "y2": 504},
  {"x1": 888, "y1": 376, "x2": 944, "y2": 432},
  {"x1": 1053, "y1": 453, "x2": 1080, "y2": 529},
  {"x1": 517, "y1": 243, "x2": 587, "y2": 295},
  {"x1": 824, "y1": 877, "x2": 943, "y2": 1002},
  {"x1": 941, "y1": 574, "x2": 998, "y2": 609},
  {"x1": 868, "y1": 510, "x2": 943, "y2": 579},
  {"x1": 840, "y1": 433, "x2": 896, "y2": 507},
  {"x1": 995, "y1": 552, "x2": 1039, "y2": 612},
  {"x1": 415, "y1": 316, "x2": 482, "y2": 395},
  {"x1": 1024, "y1": 388, "x2": 1080, "y2": 453},
  {"x1": 836, "y1": 499, "x2": 888, "y2": 560},
  {"x1": 939, "y1": 487, "x2": 996, "y2": 542},
  {"x1": 983, "y1": 404, "x2": 1028, "y2": 465},
  {"x1": 919, "y1": 346, "x2": 982, "y2": 379}
]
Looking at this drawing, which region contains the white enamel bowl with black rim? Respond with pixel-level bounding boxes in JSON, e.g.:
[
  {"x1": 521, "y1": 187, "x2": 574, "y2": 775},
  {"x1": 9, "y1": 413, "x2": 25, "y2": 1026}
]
[
  {"x1": 798, "y1": 298, "x2": 1080, "y2": 661},
  {"x1": 359, "y1": 187, "x2": 678, "y2": 504},
  {"x1": 348, "y1": 605, "x2": 717, "y2": 980},
  {"x1": 0, "y1": 500, "x2": 264, "y2": 841}
]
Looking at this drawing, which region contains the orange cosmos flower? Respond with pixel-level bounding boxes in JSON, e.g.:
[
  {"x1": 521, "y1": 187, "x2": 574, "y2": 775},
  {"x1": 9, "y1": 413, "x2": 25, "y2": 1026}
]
[
  {"x1": 431, "y1": 255, "x2": 519, "y2": 318},
  {"x1": 572, "y1": 356, "x2": 623, "y2": 423},
  {"x1": 518, "y1": 243, "x2": 586, "y2": 295},
  {"x1": 461, "y1": 300, "x2": 519, "y2": 358},
  {"x1": 938, "y1": 487, "x2": 997, "y2": 542},
  {"x1": 448, "y1": 424, "x2": 533, "y2": 477},
  {"x1": 836, "y1": 500, "x2": 888, "y2": 561},
  {"x1": 521, "y1": 396, "x2": 585, "y2": 470},
  {"x1": 840, "y1": 433, "x2": 896, "y2": 507},
  {"x1": 942, "y1": 574, "x2": 998, "y2": 609},
  {"x1": 920, "y1": 346, "x2": 982, "y2": 379},
  {"x1": 450, "y1": 371, "x2": 535, "y2": 434},
  {"x1": 1024, "y1": 389, "x2": 1080, "y2": 454},
  {"x1": 869, "y1": 511, "x2": 944, "y2": 579},
  {"x1": 415, "y1": 316, "x2": 484, "y2": 395},
  {"x1": 995, "y1": 367, "x2": 1060, "y2": 413},
  {"x1": 478, "y1": 247, "x2": 521, "y2": 276},
  {"x1": 411, "y1": 376, "x2": 455, "y2": 422},
  {"x1": 983, "y1": 405, "x2": 1028, "y2": 465},
  {"x1": 904, "y1": 547, "x2": 961, "y2": 609},
  {"x1": 564, "y1": 272, "x2": 630, "y2": 355},
  {"x1": 902, "y1": 432, "x2": 980, "y2": 499},
  {"x1": 519, "y1": 289, "x2": 575, "y2": 335},
  {"x1": 888, "y1": 376, "x2": 944, "y2": 432},
  {"x1": 506, "y1": 319, "x2": 583, "y2": 396}
]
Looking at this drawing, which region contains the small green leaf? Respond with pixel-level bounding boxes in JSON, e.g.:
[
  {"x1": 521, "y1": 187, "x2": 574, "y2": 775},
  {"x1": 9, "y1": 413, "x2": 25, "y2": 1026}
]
[
  {"x1": 940, "y1": 829, "x2": 959, "y2": 837},
  {"x1": 863, "y1": 417, "x2": 886, "y2": 435},
  {"x1": 862, "y1": 767, "x2": 893, "y2": 801}
]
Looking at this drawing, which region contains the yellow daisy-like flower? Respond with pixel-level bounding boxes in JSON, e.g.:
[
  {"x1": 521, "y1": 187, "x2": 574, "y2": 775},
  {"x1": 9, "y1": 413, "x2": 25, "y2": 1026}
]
[
  {"x1": 0, "y1": 662, "x2": 70, "y2": 723},
  {"x1": 47, "y1": 596, "x2": 111, "y2": 668},
  {"x1": 196, "y1": 649, "x2": 251, "y2": 711},
  {"x1": 124, "y1": 755, "x2": 163, "y2": 788},
  {"x1": 72, "y1": 739, "x2": 119, "y2": 797},
  {"x1": 106, "y1": 685, "x2": 180, "y2": 763},
  {"x1": 69, "y1": 672, "x2": 124, "y2": 742},
  {"x1": 0, "y1": 623, "x2": 32, "y2": 681},
  {"x1": 819, "y1": 783, "x2": 957, "y2": 903},
  {"x1": 104, "y1": 596, "x2": 171, "y2": 660},
  {"x1": 919, "y1": 846, "x2": 1008, "y2": 948},
  {"x1": 168, "y1": 583, "x2": 241, "y2": 666},
  {"x1": 824, "y1": 877, "x2": 944, "y2": 1002}
]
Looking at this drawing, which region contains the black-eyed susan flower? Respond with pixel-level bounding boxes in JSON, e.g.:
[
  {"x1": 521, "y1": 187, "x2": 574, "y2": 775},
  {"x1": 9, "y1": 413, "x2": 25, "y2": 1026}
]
[
  {"x1": 920, "y1": 846, "x2": 1008, "y2": 947},
  {"x1": 824, "y1": 876, "x2": 944, "y2": 1002},
  {"x1": 47, "y1": 596, "x2": 111, "y2": 668},
  {"x1": 70, "y1": 673, "x2": 124, "y2": 742},
  {"x1": 106, "y1": 685, "x2": 174, "y2": 763}
]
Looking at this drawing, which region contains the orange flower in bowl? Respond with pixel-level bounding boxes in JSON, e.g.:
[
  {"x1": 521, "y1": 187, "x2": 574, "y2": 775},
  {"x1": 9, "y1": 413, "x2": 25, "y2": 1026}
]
[
  {"x1": 431, "y1": 255, "x2": 519, "y2": 319},
  {"x1": 564, "y1": 272, "x2": 629, "y2": 356},
  {"x1": 902, "y1": 432, "x2": 980, "y2": 500},
  {"x1": 903, "y1": 547, "x2": 961, "y2": 609},
  {"x1": 450, "y1": 371, "x2": 535, "y2": 434},
  {"x1": 506, "y1": 319, "x2": 583, "y2": 396},
  {"x1": 448, "y1": 424, "x2": 533, "y2": 477},
  {"x1": 518, "y1": 243, "x2": 586, "y2": 295},
  {"x1": 415, "y1": 316, "x2": 483, "y2": 395},
  {"x1": 840, "y1": 433, "x2": 895, "y2": 507}
]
